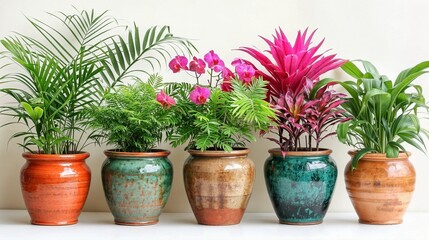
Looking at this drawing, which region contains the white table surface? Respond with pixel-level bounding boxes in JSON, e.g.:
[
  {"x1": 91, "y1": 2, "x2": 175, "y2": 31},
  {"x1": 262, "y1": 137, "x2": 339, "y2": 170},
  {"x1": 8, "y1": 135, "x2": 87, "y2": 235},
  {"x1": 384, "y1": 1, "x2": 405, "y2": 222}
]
[{"x1": 0, "y1": 210, "x2": 428, "y2": 240}]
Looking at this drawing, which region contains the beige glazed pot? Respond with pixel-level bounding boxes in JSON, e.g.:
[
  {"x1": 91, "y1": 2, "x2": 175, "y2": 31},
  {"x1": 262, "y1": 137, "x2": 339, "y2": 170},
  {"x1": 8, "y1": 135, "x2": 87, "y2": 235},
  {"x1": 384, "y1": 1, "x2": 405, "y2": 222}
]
[
  {"x1": 344, "y1": 151, "x2": 416, "y2": 224},
  {"x1": 183, "y1": 148, "x2": 255, "y2": 225}
]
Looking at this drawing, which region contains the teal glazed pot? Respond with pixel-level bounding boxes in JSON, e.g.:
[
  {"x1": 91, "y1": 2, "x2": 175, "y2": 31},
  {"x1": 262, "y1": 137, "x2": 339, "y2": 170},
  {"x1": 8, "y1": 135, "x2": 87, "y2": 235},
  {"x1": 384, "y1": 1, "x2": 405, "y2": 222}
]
[
  {"x1": 264, "y1": 148, "x2": 337, "y2": 225},
  {"x1": 102, "y1": 149, "x2": 173, "y2": 226}
]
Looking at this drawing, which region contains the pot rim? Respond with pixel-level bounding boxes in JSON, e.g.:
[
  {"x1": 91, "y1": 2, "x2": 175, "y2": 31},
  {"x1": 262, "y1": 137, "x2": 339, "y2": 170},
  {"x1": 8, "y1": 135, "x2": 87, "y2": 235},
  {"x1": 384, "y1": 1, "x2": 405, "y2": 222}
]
[
  {"x1": 104, "y1": 149, "x2": 170, "y2": 158},
  {"x1": 22, "y1": 151, "x2": 90, "y2": 161},
  {"x1": 187, "y1": 148, "x2": 250, "y2": 157},
  {"x1": 347, "y1": 150, "x2": 411, "y2": 161},
  {"x1": 268, "y1": 148, "x2": 332, "y2": 157}
]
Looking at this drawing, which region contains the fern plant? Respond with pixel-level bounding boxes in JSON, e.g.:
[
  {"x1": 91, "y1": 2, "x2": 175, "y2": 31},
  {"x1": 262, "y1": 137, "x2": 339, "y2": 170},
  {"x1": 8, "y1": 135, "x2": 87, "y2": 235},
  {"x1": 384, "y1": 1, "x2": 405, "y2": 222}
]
[
  {"x1": 0, "y1": 9, "x2": 194, "y2": 154},
  {"x1": 89, "y1": 75, "x2": 173, "y2": 152},
  {"x1": 164, "y1": 51, "x2": 275, "y2": 151}
]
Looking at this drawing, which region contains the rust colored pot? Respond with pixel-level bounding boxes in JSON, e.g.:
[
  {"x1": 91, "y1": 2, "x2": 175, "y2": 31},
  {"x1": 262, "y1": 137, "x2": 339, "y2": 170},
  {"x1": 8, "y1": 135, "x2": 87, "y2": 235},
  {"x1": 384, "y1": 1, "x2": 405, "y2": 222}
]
[
  {"x1": 345, "y1": 151, "x2": 415, "y2": 225},
  {"x1": 20, "y1": 152, "x2": 91, "y2": 226},
  {"x1": 184, "y1": 148, "x2": 254, "y2": 225}
]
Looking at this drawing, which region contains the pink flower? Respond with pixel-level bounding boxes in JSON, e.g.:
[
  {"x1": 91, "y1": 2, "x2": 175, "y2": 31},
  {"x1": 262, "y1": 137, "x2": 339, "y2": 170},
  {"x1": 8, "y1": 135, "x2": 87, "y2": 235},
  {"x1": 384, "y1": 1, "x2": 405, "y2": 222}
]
[
  {"x1": 169, "y1": 56, "x2": 188, "y2": 73},
  {"x1": 221, "y1": 67, "x2": 234, "y2": 81},
  {"x1": 189, "y1": 56, "x2": 206, "y2": 74},
  {"x1": 231, "y1": 58, "x2": 246, "y2": 67},
  {"x1": 221, "y1": 80, "x2": 232, "y2": 92},
  {"x1": 190, "y1": 86, "x2": 211, "y2": 105},
  {"x1": 156, "y1": 90, "x2": 176, "y2": 108},
  {"x1": 204, "y1": 50, "x2": 225, "y2": 72},
  {"x1": 235, "y1": 63, "x2": 255, "y2": 83}
]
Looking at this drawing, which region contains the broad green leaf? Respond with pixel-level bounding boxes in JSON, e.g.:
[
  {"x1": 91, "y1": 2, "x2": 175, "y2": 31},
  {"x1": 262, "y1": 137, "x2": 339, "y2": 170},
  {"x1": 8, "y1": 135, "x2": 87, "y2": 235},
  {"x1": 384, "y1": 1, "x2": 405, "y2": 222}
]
[
  {"x1": 396, "y1": 61, "x2": 429, "y2": 84},
  {"x1": 352, "y1": 148, "x2": 374, "y2": 170},
  {"x1": 341, "y1": 61, "x2": 364, "y2": 79}
]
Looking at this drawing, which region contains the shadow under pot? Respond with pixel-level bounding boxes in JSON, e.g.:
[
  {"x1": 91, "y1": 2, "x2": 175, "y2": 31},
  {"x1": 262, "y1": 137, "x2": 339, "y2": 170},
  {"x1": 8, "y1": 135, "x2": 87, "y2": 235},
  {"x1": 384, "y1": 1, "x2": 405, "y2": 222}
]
[
  {"x1": 102, "y1": 149, "x2": 173, "y2": 226},
  {"x1": 20, "y1": 152, "x2": 91, "y2": 226},
  {"x1": 345, "y1": 151, "x2": 416, "y2": 225},
  {"x1": 264, "y1": 148, "x2": 337, "y2": 225},
  {"x1": 183, "y1": 148, "x2": 255, "y2": 226}
]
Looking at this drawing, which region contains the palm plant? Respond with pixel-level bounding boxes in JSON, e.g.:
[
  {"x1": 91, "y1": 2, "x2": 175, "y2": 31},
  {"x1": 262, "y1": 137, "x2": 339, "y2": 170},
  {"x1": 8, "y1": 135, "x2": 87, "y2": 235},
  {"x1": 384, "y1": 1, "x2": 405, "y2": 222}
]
[
  {"x1": 0, "y1": 9, "x2": 194, "y2": 154},
  {"x1": 336, "y1": 60, "x2": 429, "y2": 169}
]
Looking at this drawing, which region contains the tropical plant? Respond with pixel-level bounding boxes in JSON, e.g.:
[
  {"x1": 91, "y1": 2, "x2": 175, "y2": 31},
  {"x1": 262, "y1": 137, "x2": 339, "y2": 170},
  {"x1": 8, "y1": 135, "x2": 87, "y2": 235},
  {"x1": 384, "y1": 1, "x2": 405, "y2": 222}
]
[
  {"x1": 164, "y1": 51, "x2": 276, "y2": 151},
  {"x1": 239, "y1": 28, "x2": 346, "y2": 154},
  {"x1": 0, "y1": 9, "x2": 194, "y2": 154},
  {"x1": 89, "y1": 75, "x2": 174, "y2": 152},
  {"x1": 336, "y1": 60, "x2": 429, "y2": 169}
]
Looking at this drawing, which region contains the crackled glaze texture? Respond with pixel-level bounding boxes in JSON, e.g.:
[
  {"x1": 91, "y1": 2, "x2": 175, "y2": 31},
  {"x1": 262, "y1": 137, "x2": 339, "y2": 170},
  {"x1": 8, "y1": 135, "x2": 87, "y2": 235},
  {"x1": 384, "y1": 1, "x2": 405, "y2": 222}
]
[
  {"x1": 345, "y1": 151, "x2": 416, "y2": 225},
  {"x1": 184, "y1": 149, "x2": 254, "y2": 226},
  {"x1": 264, "y1": 148, "x2": 337, "y2": 225},
  {"x1": 102, "y1": 150, "x2": 173, "y2": 226},
  {"x1": 20, "y1": 152, "x2": 91, "y2": 226}
]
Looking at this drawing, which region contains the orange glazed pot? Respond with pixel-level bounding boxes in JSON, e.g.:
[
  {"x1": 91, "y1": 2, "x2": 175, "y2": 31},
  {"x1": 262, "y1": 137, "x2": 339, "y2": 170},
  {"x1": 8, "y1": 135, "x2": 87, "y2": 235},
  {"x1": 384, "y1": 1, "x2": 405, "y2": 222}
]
[
  {"x1": 344, "y1": 151, "x2": 415, "y2": 225},
  {"x1": 20, "y1": 152, "x2": 91, "y2": 226},
  {"x1": 184, "y1": 148, "x2": 254, "y2": 225}
]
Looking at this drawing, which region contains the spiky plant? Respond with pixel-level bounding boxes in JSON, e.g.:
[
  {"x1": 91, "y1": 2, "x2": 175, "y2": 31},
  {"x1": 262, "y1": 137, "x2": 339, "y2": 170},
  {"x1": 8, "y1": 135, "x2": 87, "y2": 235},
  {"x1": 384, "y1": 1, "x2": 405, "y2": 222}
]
[{"x1": 240, "y1": 28, "x2": 346, "y2": 153}]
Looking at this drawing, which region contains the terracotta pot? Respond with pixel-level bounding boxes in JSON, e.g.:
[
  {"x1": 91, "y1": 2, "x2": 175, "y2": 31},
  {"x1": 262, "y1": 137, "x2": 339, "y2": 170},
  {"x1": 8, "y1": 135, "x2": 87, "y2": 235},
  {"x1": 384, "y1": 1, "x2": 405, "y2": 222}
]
[
  {"x1": 20, "y1": 152, "x2": 91, "y2": 225},
  {"x1": 102, "y1": 149, "x2": 173, "y2": 226},
  {"x1": 183, "y1": 148, "x2": 254, "y2": 225},
  {"x1": 345, "y1": 151, "x2": 416, "y2": 224},
  {"x1": 264, "y1": 148, "x2": 337, "y2": 225}
]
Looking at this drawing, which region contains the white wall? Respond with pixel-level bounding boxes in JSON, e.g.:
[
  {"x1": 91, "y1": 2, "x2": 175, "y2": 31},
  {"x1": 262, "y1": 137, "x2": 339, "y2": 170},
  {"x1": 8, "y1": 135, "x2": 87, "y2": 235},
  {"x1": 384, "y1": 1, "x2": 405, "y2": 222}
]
[{"x1": 0, "y1": 0, "x2": 428, "y2": 213}]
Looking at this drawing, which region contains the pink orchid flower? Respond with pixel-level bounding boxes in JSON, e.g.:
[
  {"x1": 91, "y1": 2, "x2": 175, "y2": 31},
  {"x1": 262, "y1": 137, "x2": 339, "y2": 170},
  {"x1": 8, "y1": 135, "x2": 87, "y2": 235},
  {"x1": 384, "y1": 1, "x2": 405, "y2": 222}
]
[
  {"x1": 220, "y1": 80, "x2": 232, "y2": 92},
  {"x1": 235, "y1": 63, "x2": 255, "y2": 83},
  {"x1": 156, "y1": 90, "x2": 176, "y2": 108},
  {"x1": 204, "y1": 50, "x2": 225, "y2": 72},
  {"x1": 190, "y1": 86, "x2": 211, "y2": 105},
  {"x1": 221, "y1": 67, "x2": 234, "y2": 81},
  {"x1": 231, "y1": 58, "x2": 246, "y2": 67},
  {"x1": 189, "y1": 56, "x2": 206, "y2": 74},
  {"x1": 169, "y1": 56, "x2": 189, "y2": 73}
]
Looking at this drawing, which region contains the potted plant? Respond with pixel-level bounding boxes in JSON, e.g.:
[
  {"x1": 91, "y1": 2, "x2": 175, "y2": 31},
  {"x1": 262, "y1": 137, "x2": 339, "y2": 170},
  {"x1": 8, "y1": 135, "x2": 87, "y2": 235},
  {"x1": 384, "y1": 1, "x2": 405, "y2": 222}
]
[
  {"x1": 164, "y1": 51, "x2": 276, "y2": 225},
  {"x1": 0, "y1": 9, "x2": 193, "y2": 226},
  {"x1": 336, "y1": 60, "x2": 429, "y2": 224},
  {"x1": 88, "y1": 76, "x2": 175, "y2": 226},
  {"x1": 240, "y1": 28, "x2": 346, "y2": 225}
]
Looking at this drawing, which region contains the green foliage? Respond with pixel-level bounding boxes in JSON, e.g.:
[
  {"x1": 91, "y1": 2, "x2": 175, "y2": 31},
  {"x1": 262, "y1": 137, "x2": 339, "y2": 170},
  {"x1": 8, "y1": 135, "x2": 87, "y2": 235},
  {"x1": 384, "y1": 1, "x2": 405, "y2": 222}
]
[
  {"x1": 89, "y1": 75, "x2": 173, "y2": 152},
  {"x1": 100, "y1": 24, "x2": 196, "y2": 90},
  {"x1": 336, "y1": 60, "x2": 429, "y2": 169},
  {"x1": 167, "y1": 78, "x2": 276, "y2": 151},
  {"x1": 0, "y1": 9, "x2": 195, "y2": 154}
]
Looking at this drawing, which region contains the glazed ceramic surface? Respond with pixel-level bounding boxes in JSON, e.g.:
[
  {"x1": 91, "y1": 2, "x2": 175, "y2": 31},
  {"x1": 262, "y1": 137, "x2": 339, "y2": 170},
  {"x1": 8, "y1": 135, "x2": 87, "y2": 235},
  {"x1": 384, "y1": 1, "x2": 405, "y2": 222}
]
[
  {"x1": 345, "y1": 151, "x2": 416, "y2": 225},
  {"x1": 20, "y1": 152, "x2": 91, "y2": 226},
  {"x1": 102, "y1": 150, "x2": 173, "y2": 225},
  {"x1": 264, "y1": 148, "x2": 337, "y2": 225},
  {"x1": 184, "y1": 148, "x2": 254, "y2": 225}
]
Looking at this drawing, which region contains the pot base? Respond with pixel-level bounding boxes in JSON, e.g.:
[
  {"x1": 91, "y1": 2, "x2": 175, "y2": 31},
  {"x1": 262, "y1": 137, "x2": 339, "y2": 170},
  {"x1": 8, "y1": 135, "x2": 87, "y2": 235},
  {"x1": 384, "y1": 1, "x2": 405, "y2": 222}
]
[
  {"x1": 279, "y1": 220, "x2": 323, "y2": 225},
  {"x1": 31, "y1": 220, "x2": 78, "y2": 226},
  {"x1": 359, "y1": 219, "x2": 402, "y2": 225},
  {"x1": 114, "y1": 219, "x2": 159, "y2": 226},
  {"x1": 194, "y1": 208, "x2": 245, "y2": 226}
]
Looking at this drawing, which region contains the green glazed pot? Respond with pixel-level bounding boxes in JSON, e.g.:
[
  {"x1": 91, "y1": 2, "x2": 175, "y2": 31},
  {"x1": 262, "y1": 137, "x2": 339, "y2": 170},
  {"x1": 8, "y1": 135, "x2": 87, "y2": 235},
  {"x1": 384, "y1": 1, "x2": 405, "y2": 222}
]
[
  {"x1": 102, "y1": 149, "x2": 173, "y2": 226},
  {"x1": 264, "y1": 148, "x2": 337, "y2": 225}
]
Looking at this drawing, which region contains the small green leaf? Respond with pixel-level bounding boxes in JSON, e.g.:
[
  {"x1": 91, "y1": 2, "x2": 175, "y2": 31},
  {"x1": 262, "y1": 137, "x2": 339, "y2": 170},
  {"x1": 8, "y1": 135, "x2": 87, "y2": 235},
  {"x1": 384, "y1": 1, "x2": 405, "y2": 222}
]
[
  {"x1": 33, "y1": 107, "x2": 43, "y2": 120},
  {"x1": 386, "y1": 143, "x2": 399, "y2": 158},
  {"x1": 337, "y1": 122, "x2": 350, "y2": 144},
  {"x1": 352, "y1": 148, "x2": 374, "y2": 170}
]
